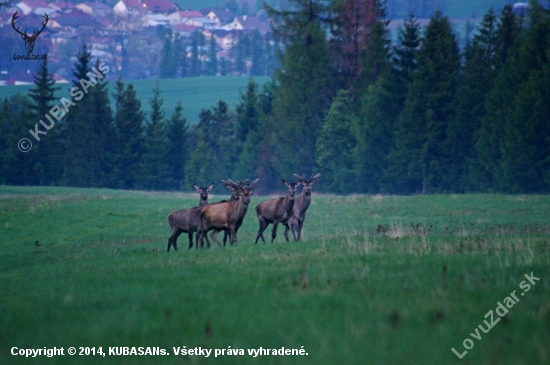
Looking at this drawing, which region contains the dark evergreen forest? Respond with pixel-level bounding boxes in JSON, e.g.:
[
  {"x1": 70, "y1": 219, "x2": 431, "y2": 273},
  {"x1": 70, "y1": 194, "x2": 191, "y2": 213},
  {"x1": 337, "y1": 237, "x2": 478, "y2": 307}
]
[{"x1": 1, "y1": 0, "x2": 549, "y2": 195}]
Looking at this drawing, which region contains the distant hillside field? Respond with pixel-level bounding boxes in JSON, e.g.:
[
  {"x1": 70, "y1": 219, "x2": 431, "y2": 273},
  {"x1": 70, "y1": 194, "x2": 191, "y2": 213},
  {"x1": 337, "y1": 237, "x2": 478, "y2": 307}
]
[
  {"x1": 176, "y1": 0, "x2": 511, "y2": 19},
  {"x1": 0, "y1": 76, "x2": 271, "y2": 124}
]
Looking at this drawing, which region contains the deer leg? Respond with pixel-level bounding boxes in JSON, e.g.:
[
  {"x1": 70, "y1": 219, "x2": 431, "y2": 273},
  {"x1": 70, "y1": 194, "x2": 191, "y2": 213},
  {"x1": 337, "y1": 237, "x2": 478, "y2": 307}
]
[
  {"x1": 203, "y1": 230, "x2": 212, "y2": 248},
  {"x1": 197, "y1": 228, "x2": 208, "y2": 249},
  {"x1": 283, "y1": 224, "x2": 290, "y2": 242},
  {"x1": 210, "y1": 229, "x2": 222, "y2": 247},
  {"x1": 188, "y1": 231, "x2": 194, "y2": 250},
  {"x1": 223, "y1": 230, "x2": 229, "y2": 246},
  {"x1": 232, "y1": 227, "x2": 240, "y2": 246},
  {"x1": 229, "y1": 226, "x2": 237, "y2": 245},
  {"x1": 296, "y1": 221, "x2": 304, "y2": 241},
  {"x1": 271, "y1": 221, "x2": 279, "y2": 243},
  {"x1": 167, "y1": 229, "x2": 181, "y2": 252},
  {"x1": 255, "y1": 217, "x2": 268, "y2": 244}
]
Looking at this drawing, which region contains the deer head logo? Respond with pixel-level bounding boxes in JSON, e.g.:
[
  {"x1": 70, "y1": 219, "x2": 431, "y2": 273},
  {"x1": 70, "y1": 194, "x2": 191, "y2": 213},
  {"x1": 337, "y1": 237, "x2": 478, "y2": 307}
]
[{"x1": 11, "y1": 11, "x2": 48, "y2": 54}]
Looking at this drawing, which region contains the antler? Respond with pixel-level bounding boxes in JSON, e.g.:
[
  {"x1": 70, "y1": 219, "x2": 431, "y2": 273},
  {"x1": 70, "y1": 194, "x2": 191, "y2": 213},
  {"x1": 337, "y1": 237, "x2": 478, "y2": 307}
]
[
  {"x1": 11, "y1": 11, "x2": 25, "y2": 36},
  {"x1": 247, "y1": 178, "x2": 260, "y2": 190},
  {"x1": 293, "y1": 173, "x2": 304, "y2": 181},
  {"x1": 11, "y1": 11, "x2": 48, "y2": 39},
  {"x1": 34, "y1": 13, "x2": 49, "y2": 38}
]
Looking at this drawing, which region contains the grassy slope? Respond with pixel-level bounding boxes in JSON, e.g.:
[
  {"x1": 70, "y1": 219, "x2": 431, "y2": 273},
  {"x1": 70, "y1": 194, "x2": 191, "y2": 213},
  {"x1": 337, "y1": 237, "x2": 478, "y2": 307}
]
[
  {"x1": 1, "y1": 186, "x2": 549, "y2": 364},
  {"x1": 177, "y1": 0, "x2": 509, "y2": 18},
  {"x1": 0, "y1": 76, "x2": 270, "y2": 124}
]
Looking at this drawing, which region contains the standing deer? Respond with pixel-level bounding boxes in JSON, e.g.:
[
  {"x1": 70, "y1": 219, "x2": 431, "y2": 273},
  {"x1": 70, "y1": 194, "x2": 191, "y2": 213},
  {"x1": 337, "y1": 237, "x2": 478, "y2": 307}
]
[
  {"x1": 166, "y1": 184, "x2": 214, "y2": 251},
  {"x1": 283, "y1": 173, "x2": 321, "y2": 242},
  {"x1": 221, "y1": 179, "x2": 249, "y2": 246},
  {"x1": 255, "y1": 179, "x2": 301, "y2": 244},
  {"x1": 197, "y1": 179, "x2": 259, "y2": 248}
]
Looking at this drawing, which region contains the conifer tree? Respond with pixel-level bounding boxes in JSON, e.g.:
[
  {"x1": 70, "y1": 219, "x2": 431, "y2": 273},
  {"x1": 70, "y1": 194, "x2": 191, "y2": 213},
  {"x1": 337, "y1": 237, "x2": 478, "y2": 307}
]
[
  {"x1": 315, "y1": 90, "x2": 357, "y2": 193},
  {"x1": 63, "y1": 47, "x2": 111, "y2": 187},
  {"x1": 205, "y1": 35, "x2": 218, "y2": 76},
  {"x1": 109, "y1": 83, "x2": 145, "y2": 189},
  {"x1": 266, "y1": 0, "x2": 335, "y2": 180},
  {"x1": 159, "y1": 28, "x2": 177, "y2": 78},
  {"x1": 451, "y1": 8, "x2": 499, "y2": 191},
  {"x1": 387, "y1": 10, "x2": 460, "y2": 193},
  {"x1": 165, "y1": 101, "x2": 189, "y2": 190},
  {"x1": 28, "y1": 58, "x2": 62, "y2": 184},
  {"x1": 2, "y1": 95, "x2": 41, "y2": 185},
  {"x1": 479, "y1": 1, "x2": 550, "y2": 192},
  {"x1": 138, "y1": 83, "x2": 171, "y2": 190}
]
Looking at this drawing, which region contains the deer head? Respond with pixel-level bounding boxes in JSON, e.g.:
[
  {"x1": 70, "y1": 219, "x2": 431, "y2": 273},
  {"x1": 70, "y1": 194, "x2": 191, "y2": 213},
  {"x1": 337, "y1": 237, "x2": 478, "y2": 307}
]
[
  {"x1": 12, "y1": 11, "x2": 48, "y2": 54},
  {"x1": 193, "y1": 183, "x2": 214, "y2": 202},
  {"x1": 229, "y1": 178, "x2": 259, "y2": 205},
  {"x1": 282, "y1": 179, "x2": 300, "y2": 198},
  {"x1": 293, "y1": 173, "x2": 321, "y2": 196}
]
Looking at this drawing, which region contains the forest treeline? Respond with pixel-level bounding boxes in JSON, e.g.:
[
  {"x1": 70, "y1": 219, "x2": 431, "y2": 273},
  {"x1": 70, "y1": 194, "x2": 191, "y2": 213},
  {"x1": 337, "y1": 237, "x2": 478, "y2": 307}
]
[{"x1": 1, "y1": 0, "x2": 549, "y2": 194}]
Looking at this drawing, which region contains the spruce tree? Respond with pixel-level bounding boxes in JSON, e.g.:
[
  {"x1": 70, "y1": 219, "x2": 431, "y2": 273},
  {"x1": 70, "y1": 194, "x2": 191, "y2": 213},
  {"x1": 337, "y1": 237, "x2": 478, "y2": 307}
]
[
  {"x1": 315, "y1": 90, "x2": 357, "y2": 193},
  {"x1": 205, "y1": 35, "x2": 218, "y2": 76},
  {"x1": 189, "y1": 31, "x2": 204, "y2": 77},
  {"x1": 451, "y1": 8, "x2": 499, "y2": 191},
  {"x1": 266, "y1": 0, "x2": 336, "y2": 181},
  {"x1": 476, "y1": 5, "x2": 524, "y2": 191},
  {"x1": 63, "y1": 46, "x2": 111, "y2": 187},
  {"x1": 234, "y1": 78, "x2": 261, "y2": 180},
  {"x1": 110, "y1": 83, "x2": 145, "y2": 189},
  {"x1": 165, "y1": 101, "x2": 189, "y2": 190},
  {"x1": 159, "y1": 28, "x2": 176, "y2": 78},
  {"x1": 480, "y1": 1, "x2": 550, "y2": 192},
  {"x1": 28, "y1": 58, "x2": 62, "y2": 184},
  {"x1": 138, "y1": 83, "x2": 171, "y2": 190},
  {"x1": 387, "y1": 10, "x2": 460, "y2": 193}
]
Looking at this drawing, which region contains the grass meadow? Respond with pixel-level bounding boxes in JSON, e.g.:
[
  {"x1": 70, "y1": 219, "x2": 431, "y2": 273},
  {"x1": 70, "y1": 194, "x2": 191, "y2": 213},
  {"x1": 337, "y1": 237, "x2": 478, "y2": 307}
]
[{"x1": 1, "y1": 186, "x2": 549, "y2": 364}]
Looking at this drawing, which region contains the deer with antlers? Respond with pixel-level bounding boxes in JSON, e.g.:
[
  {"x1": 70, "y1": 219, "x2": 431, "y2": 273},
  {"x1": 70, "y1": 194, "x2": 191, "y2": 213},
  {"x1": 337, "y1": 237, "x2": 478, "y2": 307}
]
[
  {"x1": 254, "y1": 179, "x2": 301, "y2": 244},
  {"x1": 12, "y1": 11, "x2": 48, "y2": 54},
  {"x1": 197, "y1": 179, "x2": 259, "y2": 248},
  {"x1": 283, "y1": 173, "x2": 321, "y2": 242}
]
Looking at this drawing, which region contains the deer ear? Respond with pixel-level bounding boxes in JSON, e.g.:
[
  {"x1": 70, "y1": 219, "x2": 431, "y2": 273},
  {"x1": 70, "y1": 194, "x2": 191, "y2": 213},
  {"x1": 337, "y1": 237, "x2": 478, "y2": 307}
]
[
  {"x1": 207, "y1": 183, "x2": 214, "y2": 192},
  {"x1": 282, "y1": 179, "x2": 289, "y2": 187},
  {"x1": 193, "y1": 184, "x2": 201, "y2": 193}
]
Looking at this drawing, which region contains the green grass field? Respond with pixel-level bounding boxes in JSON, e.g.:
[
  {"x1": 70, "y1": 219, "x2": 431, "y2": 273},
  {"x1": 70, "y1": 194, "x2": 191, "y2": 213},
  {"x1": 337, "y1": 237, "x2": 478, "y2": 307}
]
[
  {"x1": 1, "y1": 186, "x2": 549, "y2": 364},
  {"x1": 0, "y1": 76, "x2": 270, "y2": 124}
]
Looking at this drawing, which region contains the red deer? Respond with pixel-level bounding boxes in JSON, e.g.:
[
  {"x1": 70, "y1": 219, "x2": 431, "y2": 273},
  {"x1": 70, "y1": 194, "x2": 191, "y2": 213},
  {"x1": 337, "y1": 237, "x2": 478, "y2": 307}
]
[
  {"x1": 197, "y1": 179, "x2": 259, "y2": 248},
  {"x1": 166, "y1": 184, "x2": 214, "y2": 251},
  {"x1": 255, "y1": 179, "x2": 301, "y2": 244},
  {"x1": 283, "y1": 173, "x2": 321, "y2": 241}
]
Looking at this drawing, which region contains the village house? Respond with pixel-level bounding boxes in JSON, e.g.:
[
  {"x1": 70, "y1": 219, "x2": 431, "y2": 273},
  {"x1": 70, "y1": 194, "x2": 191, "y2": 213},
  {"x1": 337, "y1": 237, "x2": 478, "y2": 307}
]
[
  {"x1": 183, "y1": 16, "x2": 216, "y2": 29},
  {"x1": 15, "y1": 0, "x2": 49, "y2": 15},
  {"x1": 225, "y1": 14, "x2": 269, "y2": 33},
  {"x1": 173, "y1": 23, "x2": 199, "y2": 37},
  {"x1": 142, "y1": 13, "x2": 169, "y2": 27},
  {"x1": 166, "y1": 10, "x2": 203, "y2": 25},
  {"x1": 204, "y1": 9, "x2": 235, "y2": 27},
  {"x1": 49, "y1": 1, "x2": 76, "y2": 13},
  {"x1": 142, "y1": 0, "x2": 179, "y2": 14},
  {"x1": 76, "y1": 2, "x2": 112, "y2": 17},
  {"x1": 206, "y1": 29, "x2": 235, "y2": 50},
  {"x1": 113, "y1": 0, "x2": 145, "y2": 17}
]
